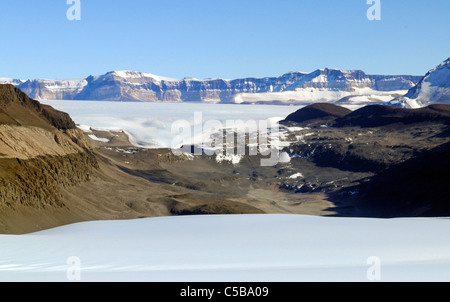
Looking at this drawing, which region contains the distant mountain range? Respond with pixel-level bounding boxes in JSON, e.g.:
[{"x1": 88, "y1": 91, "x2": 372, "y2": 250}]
[
  {"x1": 1, "y1": 58, "x2": 449, "y2": 107},
  {"x1": 0, "y1": 69, "x2": 421, "y2": 106}
]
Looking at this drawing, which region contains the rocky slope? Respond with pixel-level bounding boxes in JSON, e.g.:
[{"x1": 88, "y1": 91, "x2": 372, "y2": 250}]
[
  {"x1": 1, "y1": 69, "x2": 421, "y2": 104},
  {"x1": 0, "y1": 84, "x2": 97, "y2": 209},
  {"x1": 282, "y1": 104, "x2": 450, "y2": 171},
  {"x1": 388, "y1": 57, "x2": 450, "y2": 108},
  {"x1": 278, "y1": 103, "x2": 450, "y2": 216},
  {"x1": 351, "y1": 141, "x2": 450, "y2": 217}
]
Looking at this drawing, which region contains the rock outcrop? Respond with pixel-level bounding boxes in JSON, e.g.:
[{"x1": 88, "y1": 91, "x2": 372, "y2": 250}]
[{"x1": 0, "y1": 84, "x2": 97, "y2": 209}]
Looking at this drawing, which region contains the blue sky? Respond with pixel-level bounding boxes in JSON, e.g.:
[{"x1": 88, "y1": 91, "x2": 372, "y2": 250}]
[{"x1": 0, "y1": 0, "x2": 448, "y2": 80}]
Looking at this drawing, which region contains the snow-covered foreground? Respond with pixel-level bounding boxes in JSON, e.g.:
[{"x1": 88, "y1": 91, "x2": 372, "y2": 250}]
[{"x1": 1, "y1": 214, "x2": 449, "y2": 282}]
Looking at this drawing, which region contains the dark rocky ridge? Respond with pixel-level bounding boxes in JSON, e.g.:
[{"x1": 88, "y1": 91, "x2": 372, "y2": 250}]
[
  {"x1": 284, "y1": 123, "x2": 447, "y2": 173},
  {"x1": 281, "y1": 103, "x2": 450, "y2": 127},
  {"x1": 335, "y1": 104, "x2": 450, "y2": 127},
  {"x1": 281, "y1": 103, "x2": 352, "y2": 125},
  {"x1": 283, "y1": 104, "x2": 450, "y2": 173}
]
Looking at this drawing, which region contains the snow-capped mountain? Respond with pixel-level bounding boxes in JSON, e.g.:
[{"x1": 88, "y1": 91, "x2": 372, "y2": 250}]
[
  {"x1": 0, "y1": 78, "x2": 25, "y2": 86},
  {"x1": 4, "y1": 69, "x2": 421, "y2": 105},
  {"x1": 388, "y1": 58, "x2": 450, "y2": 108},
  {"x1": 14, "y1": 78, "x2": 88, "y2": 100}
]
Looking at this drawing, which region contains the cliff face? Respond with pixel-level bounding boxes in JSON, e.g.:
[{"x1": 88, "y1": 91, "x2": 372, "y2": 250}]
[
  {"x1": 0, "y1": 153, "x2": 98, "y2": 208},
  {"x1": 0, "y1": 84, "x2": 97, "y2": 209}
]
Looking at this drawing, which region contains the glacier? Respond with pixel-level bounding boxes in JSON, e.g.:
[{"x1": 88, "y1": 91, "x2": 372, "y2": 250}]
[{"x1": 0, "y1": 214, "x2": 449, "y2": 282}]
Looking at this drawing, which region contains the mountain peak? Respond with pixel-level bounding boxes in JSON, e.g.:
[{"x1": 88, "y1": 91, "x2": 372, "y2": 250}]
[
  {"x1": 110, "y1": 70, "x2": 179, "y2": 82},
  {"x1": 387, "y1": 58, "x2": 450, "y2": 108}
]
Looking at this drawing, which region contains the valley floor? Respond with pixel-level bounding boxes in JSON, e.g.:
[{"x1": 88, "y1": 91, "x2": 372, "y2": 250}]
[
  {"x1": 0, "y1": 137, "x2": 353, "y2": 234},
  {"x1": 2, "y1": 117, "x2": 449, "y2": 234}
]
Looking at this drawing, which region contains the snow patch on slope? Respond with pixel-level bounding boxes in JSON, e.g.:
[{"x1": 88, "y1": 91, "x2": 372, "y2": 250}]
[{"x1": 87, "y1": 134, "x2": 110, "y2": 143}]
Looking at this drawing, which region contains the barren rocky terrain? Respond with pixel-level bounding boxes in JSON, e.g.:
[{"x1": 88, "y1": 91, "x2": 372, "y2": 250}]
[{"x1": 0, "y1": 85, "x2": 449, "y2": 234}]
